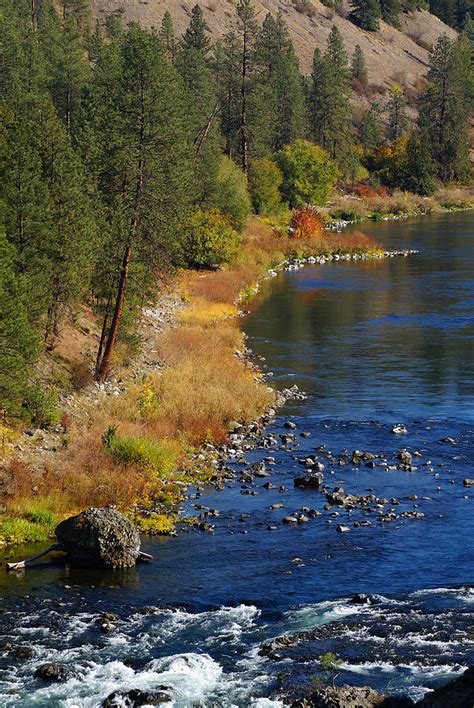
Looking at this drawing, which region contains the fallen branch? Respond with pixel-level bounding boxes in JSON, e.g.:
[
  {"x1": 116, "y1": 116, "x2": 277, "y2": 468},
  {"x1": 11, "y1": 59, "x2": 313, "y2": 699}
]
[{"x1": 6, "y1": 543, "x2": 63, "y2": 572}]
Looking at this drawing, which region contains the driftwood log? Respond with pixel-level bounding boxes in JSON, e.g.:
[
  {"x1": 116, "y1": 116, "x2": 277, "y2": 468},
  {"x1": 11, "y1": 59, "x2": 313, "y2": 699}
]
[{"x1": 6, "y1": 508, "x2": 153, "y2": 572}]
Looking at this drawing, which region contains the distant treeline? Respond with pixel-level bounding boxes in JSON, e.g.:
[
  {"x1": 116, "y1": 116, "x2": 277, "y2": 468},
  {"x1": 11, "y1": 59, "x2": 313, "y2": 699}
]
[{"x1": 0, "y1": 0, "x2": 472, "y2": 421}]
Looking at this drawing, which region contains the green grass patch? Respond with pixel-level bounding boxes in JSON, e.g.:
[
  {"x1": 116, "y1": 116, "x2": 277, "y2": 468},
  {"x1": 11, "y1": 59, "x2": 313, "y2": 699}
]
[
  {"x1": 0, "y1": 515, "x2": 57, "y2": 545},
  {"x1": 102, "y1": 427, "x2": 178, "y2": 476},
  {"x1": 133, "y1": 514, "x2": 176, "y2": 535}
]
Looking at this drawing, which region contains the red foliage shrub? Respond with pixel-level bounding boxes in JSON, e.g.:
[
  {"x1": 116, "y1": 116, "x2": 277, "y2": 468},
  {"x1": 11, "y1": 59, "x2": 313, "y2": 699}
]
[
  {"x1": 354, "y1": 184, "x2": 389, "y2": 199},
  {"x1": 289, "y1": 207, "x2": 324, "y2": 239}
]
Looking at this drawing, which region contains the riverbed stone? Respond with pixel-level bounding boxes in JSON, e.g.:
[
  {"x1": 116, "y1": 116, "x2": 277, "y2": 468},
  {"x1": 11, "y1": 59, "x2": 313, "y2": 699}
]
[
  {"x1": 103, "y1": 688, "x2": 173, "y2": 706},
  {"x1": 55, "y1": 508, "x2": 141, "y2": 569},
  {"x1": 35, "y1": 662, "x2": 71, "y2": 682},
  {"x1": 294, "y1": 473, "x2": 324, "y2": 490},
  {"x1": 289, "y1": 685, "x2": 382, "y2": 707}
]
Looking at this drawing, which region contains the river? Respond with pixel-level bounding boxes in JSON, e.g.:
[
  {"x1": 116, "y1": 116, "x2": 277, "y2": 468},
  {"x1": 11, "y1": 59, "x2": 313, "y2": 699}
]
[{"x1": 0, "y1": 212, "x2": 473, "y2": 706}]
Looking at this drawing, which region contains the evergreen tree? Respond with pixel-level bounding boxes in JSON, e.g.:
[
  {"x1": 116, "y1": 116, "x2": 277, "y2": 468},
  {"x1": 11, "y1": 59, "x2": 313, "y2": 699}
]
[
  {"x1": 176, "y1": 21, "x2": 220, "y2": 204},
  {"x1": 0, "y1": 225, "x2": 39, "y2": 419},
  {"x1": 61, "y1": 0, "x2": 91, "y2": 30},
  {"x1": 351, "y1": 44, "x2": 368, "y2": 91},
  {"x1": 360, "y1": 103, "x2": 384, "y2": 153},
  {"x1": 87, "y1": 20, "x2": 104, "y2": 63},
  {"x1": 250, "y1": 12, "x2": 306, "y2": 156},
  {"x1": 381, "y1": 0, "x2": 401, "y2": 26},
  {"x1": 85, "y1": 25, "x2": 193, "y2": 381},
  {"x1": 38, "y1": 0, "x2": 90, "y2": 136},
  {"x1": 400, "y1": 131, "x2": 436, "y2": 195},
  {"x1": 387, "y1": 84, "x2": 409, "y2": 142},
  {"x1": 215, "y1": 33, "x2": 242, "y2": 160},
  {"x1": 236, "y1": 0, "x2": 258, "y2": 173},
  {"x1": 309, "y1": 27, "x2": 353, "y2": 167},
  {"x1": 418, "y1": 33, "x2": 472, "y2": 181},
  {"x1": 183, "y1": 4, "x2": 210, "y2": 55},
  {"x1": 160, "y1": 11, "x2": 176, "y2": 60},
  {"x1": 2, "y1": 94, "x2": 97, "y2": 343},
  {"x1": 463, "y1": 12, "x2": 474, "y2": 48},
  {"x1": 351, "y1": 0, "x2": 382, "y2": 31}
]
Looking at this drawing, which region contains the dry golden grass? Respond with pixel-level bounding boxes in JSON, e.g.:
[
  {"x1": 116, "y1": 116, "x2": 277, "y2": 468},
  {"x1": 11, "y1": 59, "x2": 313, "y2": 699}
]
[{"x1": 1, "y1": 217, "x2": 381, "y2": 542}]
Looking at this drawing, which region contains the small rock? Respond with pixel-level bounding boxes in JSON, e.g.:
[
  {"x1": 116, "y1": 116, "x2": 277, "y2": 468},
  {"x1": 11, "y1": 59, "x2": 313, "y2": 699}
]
[
  {"x1": 103, "y1": 688, "x2": 173, "y2": 707},
  {"x1": 463, "y1": 479, "x2": 474, "y2": 487},
  {"x1": 336, "y1": 525, "x2": 351, "y2": 533},
  {"x1": 35, "y1": 663, "x2": 71, "y2": 682},
  {"x1": 351, "y1": 593, "x2": 372, "y2": 605}
]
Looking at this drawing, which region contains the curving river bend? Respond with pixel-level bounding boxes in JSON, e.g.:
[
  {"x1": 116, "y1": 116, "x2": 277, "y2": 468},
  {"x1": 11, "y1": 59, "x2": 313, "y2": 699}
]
[{"x1": 1, "y1": 212, "x2": 473, "y2": 706}]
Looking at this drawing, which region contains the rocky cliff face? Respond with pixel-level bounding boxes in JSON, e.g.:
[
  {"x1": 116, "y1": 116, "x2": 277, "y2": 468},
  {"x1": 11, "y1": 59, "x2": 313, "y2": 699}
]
[{"x1": 91, "y1": 0, "x2": 456, "y2": 94}]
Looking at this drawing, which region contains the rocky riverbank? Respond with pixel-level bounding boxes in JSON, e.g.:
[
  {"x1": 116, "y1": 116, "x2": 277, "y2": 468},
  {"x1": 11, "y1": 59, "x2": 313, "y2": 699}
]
[
  {"x1": 0, "y1": 220, "x2": 420, "y2": 547},
  {"x1": 280, "y1": 666, "x2": 474, "y2": 706}
]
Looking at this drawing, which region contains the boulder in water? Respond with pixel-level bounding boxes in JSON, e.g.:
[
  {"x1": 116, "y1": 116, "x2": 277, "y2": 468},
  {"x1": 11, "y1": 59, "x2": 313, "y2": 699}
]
[
  {"x1": 103, "y1": 688, "x2": 174, "y2": 707},
  {"x1": 418, "y1": 666, "x2": 474, "y2": 707},
  {"x1": 35, "y1": 662, "x2": 71, "y2": 682},
  {"x1": 55, "y1": 507, "x2": 141, "y2": 569},
  {"x1": 290, "y1": 685, "x2": 382, "y2": 707}
]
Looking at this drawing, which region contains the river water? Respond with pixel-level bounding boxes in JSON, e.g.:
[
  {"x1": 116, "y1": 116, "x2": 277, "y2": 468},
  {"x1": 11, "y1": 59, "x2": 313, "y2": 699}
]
[{"x1": 1, "y1": 212, "x2": 473, "y2": 706}]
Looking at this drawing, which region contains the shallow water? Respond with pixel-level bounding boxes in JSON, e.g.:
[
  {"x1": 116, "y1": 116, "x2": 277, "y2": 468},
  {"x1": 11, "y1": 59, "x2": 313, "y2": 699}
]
[{"x1": 1, "y1": 212, "x2": 473, "y2": 706}]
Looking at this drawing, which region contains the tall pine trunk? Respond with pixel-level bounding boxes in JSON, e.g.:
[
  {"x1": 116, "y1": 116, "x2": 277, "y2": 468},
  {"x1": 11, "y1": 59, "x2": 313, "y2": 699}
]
[
  {"x1": 95, "y1": 238, "x2": 133, "y2": 382},
  {"x1": 241, "y1": 24, "x2": 249, "y2": 174},
  {"x1": 95, "y1": 81, "x2": 146, "y2": 382}
]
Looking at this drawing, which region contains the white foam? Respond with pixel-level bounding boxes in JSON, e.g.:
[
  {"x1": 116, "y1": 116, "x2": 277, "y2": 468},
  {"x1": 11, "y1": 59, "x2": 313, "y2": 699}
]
[{"x1": 282, "y1": 600, "x2": 360, "y2": 632}]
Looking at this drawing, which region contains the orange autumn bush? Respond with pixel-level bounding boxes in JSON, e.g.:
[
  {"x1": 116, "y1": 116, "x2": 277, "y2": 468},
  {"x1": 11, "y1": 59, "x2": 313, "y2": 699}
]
[{"x1": 289, "y1": 207, "x2": 325, "y2": 239}]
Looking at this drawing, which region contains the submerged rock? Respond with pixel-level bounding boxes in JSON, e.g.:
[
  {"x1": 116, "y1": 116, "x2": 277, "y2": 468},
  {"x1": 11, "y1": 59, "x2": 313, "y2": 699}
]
[
  {"x1": 103, "y1": 688, "x2": 173, "y2": 707},
  {"x1": 294, "y1": 473, "x2": 324, "y2": 490},
  {"x1": 35, "y1": 662, "x2": 71, "y2": 682},
  {"x1": 419, "y1": 666, "x2": 474, "y2": 707},
  {"x1": 289, "y1": 685, "x2": 381, "y2": 707},
  {"x1": 55, "y1": 508, "x2": 141, "y2": 569}
]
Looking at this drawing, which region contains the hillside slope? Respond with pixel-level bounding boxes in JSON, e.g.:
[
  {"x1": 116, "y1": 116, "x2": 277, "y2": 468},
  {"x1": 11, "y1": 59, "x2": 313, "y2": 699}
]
[{"x1": 91, "y1": 0, "x2": 456, "y2": 93}]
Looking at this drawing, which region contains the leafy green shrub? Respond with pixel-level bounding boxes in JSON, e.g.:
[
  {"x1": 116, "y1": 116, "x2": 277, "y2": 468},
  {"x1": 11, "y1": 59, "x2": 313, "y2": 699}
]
[
  {"x1": 183, "y1": 209, "x2": 241, "y2": 269},
  {"x1": 22, "y1": 386, "x2": 59, "y2": 428},
  {"x1": 329, "y1": 209, "x2": 363, "y2": 222},
  {"x1": 249, "y1": 159, "x2": 284, "y2": 214},
  {"x1": 275, "y1": 140, "x2": 338, "y2": 207},
  {"x1": 210, "y1": 156, "x2": 251, "y2": 230},
  {"x1": 102, "y1": 426, "x2": 177, "y2": 476}
]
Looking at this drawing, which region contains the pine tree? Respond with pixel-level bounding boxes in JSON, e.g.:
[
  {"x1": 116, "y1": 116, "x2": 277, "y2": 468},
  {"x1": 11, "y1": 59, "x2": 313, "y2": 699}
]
[
  {"x1": 309, "y1": 27, "x2": 353, "y2": 167},
  {"x1": 160, "y1": 11, "x2": 176, "y2": 60},
  {"x1": 38, "y1": 0, "x2": 90, "y2": 136},
  {"x1": 215, "y1": 34, "x2": 242, "y2": 160},
  {"x1": 360, "y1": 103, "x2": 384, "y2": 153},
  {"x1": 464, "y1": 13, "x2": 474, "y2": 49},
  {"x1": 61, "y1": 0, "x2": 91, "y2": 30},
  {"x1": 0, "y1": 225, "x2": 39, "y2": 419},
  {"x1": 176, "y1": 30, "x2": 220, "y2": 204},
  {"x1": 381, "y1": 0, "x2": 401, "y2": 26},
  {"x1": 183, "y1": 4, "x2": 210, "y2": 55},
  {"x1": 2, "y1": 94, "x2": 97, "y2": 343},
  {"x1": 351, "y1": 0, "x2": 382, "y2": 31},
  {"x1": 236, "y1": 0, "x2": 258, "y2": 173},
  {"x1": 87, "y1": 20, "x2": 104, "y2": 63},
  {"x1": 351, "y1": 44, "x2": 368, "y2": 92},
  {"x1": 387, "y1": 84, "x2": 409, "y2": 142},
  {"x1": 252, "y1": 12, "x2": 307, "y2": 154},
  {"x1": 400, "y1": 131, "x2": 436, "y2": 195},
  {"x1": 418, "y1": 33, "x2": 472, "y2": 181},
  {"x1": 85, "y1": 26, "x2": 193, "y2": 381}
]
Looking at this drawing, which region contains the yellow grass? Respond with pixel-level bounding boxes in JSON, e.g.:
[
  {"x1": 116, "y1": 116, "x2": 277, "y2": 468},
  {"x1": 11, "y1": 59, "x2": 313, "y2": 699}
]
[{"x1": 1, "y1": 217, "x2": 381, "y2": 543}]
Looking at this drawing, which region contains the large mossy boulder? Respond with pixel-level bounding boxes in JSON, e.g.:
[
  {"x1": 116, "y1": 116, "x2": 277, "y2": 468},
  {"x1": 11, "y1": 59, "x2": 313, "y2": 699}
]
[{"x1": 55, "y1": 508, "x2": 141, "y2": 569}]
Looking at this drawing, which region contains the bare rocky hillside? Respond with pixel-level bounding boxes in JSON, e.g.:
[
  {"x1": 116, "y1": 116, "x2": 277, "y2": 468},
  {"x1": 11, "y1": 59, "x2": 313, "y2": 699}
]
[{"x1": 91, "y1": 0, "x2": 456, "y2": 94}]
